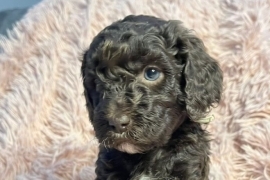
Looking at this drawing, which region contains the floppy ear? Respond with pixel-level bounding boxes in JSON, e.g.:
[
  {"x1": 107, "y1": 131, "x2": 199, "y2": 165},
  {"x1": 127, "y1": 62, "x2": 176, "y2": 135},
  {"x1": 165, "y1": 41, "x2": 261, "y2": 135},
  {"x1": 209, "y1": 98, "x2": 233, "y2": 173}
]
[
  {"x1": 164, "y1": 21, "x2": 223, "y2": 121},
  {"x1": 81, "y1": 32, "x2": 109, "y2": 121},
  {"x1": 81, "y1": 50, "x2": 96, "y2": 122}
]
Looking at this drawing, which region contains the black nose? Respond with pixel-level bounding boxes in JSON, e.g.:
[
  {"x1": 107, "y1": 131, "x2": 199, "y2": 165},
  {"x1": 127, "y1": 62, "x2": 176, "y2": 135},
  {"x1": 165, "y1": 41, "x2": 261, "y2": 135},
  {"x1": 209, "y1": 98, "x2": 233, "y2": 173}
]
[{"x1": 109, "y1": 115, "x2": 130, "y2": 133}]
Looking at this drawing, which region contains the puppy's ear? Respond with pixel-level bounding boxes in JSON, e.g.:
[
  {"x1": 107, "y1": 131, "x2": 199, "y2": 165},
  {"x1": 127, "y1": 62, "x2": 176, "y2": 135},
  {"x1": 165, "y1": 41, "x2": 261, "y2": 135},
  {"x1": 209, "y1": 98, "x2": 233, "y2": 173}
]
[
  {"x1": 81, "y1": 33, "x2": 107, "y2": 121},
  {"x1": 164, "y1": 21, "x2": 223, "y2": 121},
  {"x1": 81, "y1": 50, "x2": 95, "y2": 121}
]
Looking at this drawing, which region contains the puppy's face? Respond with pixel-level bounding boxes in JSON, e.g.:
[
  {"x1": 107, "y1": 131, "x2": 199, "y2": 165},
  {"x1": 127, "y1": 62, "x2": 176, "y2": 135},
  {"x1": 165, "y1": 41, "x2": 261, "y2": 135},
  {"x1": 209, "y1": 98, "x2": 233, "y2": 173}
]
[
  {"x1": 82, "y1": 15, "x2": 223, "y2": 154},
  {"x1": 86, "y1": 39, "x2": 185, "y2": 154}
]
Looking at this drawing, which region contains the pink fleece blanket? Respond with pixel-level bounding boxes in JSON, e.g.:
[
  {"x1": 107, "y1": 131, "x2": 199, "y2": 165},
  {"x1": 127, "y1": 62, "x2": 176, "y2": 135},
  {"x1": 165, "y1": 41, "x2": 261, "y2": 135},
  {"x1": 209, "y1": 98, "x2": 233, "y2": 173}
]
[{"x1": 0, "y1": 0, "x2": 270, "y2": 179}]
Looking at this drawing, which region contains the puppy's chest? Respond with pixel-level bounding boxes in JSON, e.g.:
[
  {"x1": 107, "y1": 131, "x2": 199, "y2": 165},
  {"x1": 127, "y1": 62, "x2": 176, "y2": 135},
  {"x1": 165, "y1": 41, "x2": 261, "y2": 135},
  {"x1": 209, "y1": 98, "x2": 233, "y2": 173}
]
[
  {"x1": 103, "y1": 150, "x2": 143, "y2": 176},
  {"x1": 107, "y1": 149, "x2": 172, "y2": 176}
]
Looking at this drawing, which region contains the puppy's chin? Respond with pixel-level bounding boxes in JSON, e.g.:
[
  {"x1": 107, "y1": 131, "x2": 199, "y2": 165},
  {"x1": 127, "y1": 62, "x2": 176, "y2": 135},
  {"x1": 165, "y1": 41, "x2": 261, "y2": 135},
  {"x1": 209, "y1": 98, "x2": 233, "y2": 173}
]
[
  {"x1": 102, "y1": 130, "x2": 169, "y2": 154},
  {"x1": 115, "y1": 143, "x2": 143, "y2": 154}
]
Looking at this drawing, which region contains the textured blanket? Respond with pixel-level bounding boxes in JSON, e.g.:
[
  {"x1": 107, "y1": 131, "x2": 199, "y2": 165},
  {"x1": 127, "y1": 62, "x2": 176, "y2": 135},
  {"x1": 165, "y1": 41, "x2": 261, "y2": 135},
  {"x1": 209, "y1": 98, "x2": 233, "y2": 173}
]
[{"x1": 0, "y1": 0, "x2": 270, "y2": 179}]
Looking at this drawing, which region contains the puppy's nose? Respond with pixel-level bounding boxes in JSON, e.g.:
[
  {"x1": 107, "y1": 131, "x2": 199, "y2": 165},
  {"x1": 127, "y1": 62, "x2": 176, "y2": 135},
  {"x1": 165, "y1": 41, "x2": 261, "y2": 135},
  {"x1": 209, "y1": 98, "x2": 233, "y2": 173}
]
[{"x1": 109, "y1": 115, "x2": 130, "y2": 133}]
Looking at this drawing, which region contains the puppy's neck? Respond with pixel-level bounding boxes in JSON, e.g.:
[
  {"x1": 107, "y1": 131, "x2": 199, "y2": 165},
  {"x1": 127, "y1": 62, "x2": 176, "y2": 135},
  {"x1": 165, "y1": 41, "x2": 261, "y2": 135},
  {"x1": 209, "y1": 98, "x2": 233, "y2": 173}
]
[{"x1": 172, "y1": 113, "x2": 189, "y2": 132}]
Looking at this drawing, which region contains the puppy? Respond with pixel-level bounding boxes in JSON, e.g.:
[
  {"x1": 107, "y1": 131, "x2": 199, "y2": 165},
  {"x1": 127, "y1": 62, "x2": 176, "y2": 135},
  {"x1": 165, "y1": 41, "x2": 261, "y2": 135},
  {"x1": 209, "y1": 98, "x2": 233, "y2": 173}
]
[{"x1": 81, "y1": 15, "x2": 223, "y2": 180}]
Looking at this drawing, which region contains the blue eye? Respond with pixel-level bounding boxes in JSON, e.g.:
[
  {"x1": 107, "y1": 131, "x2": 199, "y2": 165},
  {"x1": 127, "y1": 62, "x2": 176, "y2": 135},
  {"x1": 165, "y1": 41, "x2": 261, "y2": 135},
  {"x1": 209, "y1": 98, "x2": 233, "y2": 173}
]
[{"x1": 144, "y1": 68, "x2": 160, "y2": 81}]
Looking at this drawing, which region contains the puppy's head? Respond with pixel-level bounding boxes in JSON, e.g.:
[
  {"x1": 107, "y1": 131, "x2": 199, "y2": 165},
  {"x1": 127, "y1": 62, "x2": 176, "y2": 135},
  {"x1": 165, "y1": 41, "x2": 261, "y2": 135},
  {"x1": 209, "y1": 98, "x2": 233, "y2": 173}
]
[{"x1": 82, "y1": 15, "x2": 223, "y2": 154}]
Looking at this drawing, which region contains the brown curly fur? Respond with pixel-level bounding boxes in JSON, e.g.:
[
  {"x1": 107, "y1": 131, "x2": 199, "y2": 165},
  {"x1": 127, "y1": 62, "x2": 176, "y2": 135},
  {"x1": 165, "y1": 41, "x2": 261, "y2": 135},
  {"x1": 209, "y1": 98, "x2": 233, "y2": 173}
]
[{"x1": 81, "y1": 15, "x2": 223, "y2": 180}]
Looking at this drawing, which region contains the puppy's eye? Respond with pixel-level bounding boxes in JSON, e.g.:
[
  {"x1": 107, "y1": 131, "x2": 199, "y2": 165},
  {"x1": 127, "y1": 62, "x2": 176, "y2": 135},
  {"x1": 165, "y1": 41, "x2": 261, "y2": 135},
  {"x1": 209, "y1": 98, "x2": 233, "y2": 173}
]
[{"x1": 144, "y1": 68, "x2": 160, "y2": 81}]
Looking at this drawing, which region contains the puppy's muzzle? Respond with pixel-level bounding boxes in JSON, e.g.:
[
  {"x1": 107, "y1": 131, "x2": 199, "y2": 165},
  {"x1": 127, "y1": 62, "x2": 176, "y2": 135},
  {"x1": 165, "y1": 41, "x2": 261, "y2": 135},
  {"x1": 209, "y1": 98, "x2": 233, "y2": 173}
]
[{"x1": 108, "y1": 115, "x2": 131, "y2": 133}]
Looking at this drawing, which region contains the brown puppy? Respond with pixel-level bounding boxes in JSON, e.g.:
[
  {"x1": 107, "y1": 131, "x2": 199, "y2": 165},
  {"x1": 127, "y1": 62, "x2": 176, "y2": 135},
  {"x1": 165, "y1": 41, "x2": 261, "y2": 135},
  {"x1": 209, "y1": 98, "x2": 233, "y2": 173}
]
[{"x1": 81, "y1": 15, "x2": 223, "y2": 180}]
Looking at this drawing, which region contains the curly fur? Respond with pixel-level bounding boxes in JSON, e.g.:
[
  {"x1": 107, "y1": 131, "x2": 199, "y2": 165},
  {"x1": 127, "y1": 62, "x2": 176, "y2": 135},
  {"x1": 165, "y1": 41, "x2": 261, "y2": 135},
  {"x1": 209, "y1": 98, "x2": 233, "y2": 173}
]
[{"x1": 81, "y1": 15, "x2": 223, "y2": 180}]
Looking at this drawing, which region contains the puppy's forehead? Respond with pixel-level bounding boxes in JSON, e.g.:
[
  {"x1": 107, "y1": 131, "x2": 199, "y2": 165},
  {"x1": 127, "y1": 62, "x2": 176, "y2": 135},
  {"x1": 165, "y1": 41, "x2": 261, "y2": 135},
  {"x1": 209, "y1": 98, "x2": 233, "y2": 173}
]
[
  {"x1": 94, "y1": 17, "x2": 172, "y2": 73},
  {"x1": 99, "y1": 39, "x2": 165, "y2": 73},
  {"x1": 98, "y1": 35, "x2": 168, "y2": 71}
]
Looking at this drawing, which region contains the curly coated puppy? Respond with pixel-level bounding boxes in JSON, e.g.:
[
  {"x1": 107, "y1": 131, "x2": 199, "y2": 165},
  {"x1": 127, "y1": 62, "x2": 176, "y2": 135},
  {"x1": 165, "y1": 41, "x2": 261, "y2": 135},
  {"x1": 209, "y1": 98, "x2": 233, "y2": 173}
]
[{"x1": 81, "y1": 15, "x2": 223, "y2": 180}]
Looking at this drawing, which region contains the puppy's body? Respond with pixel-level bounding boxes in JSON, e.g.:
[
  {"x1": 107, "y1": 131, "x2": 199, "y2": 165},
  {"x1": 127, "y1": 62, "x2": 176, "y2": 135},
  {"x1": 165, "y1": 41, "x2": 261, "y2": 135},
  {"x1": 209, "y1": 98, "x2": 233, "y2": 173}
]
[{"x1": 82, "y1": 15, "x2": 222, "y2": 180}]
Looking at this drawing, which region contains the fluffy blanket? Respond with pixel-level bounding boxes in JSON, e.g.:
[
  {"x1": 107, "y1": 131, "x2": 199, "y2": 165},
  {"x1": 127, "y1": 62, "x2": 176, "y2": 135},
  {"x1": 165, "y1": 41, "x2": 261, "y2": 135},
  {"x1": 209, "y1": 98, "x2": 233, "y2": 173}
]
[{"x1": 0, "y1": 0, "x2": 270, "y2": 179}]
